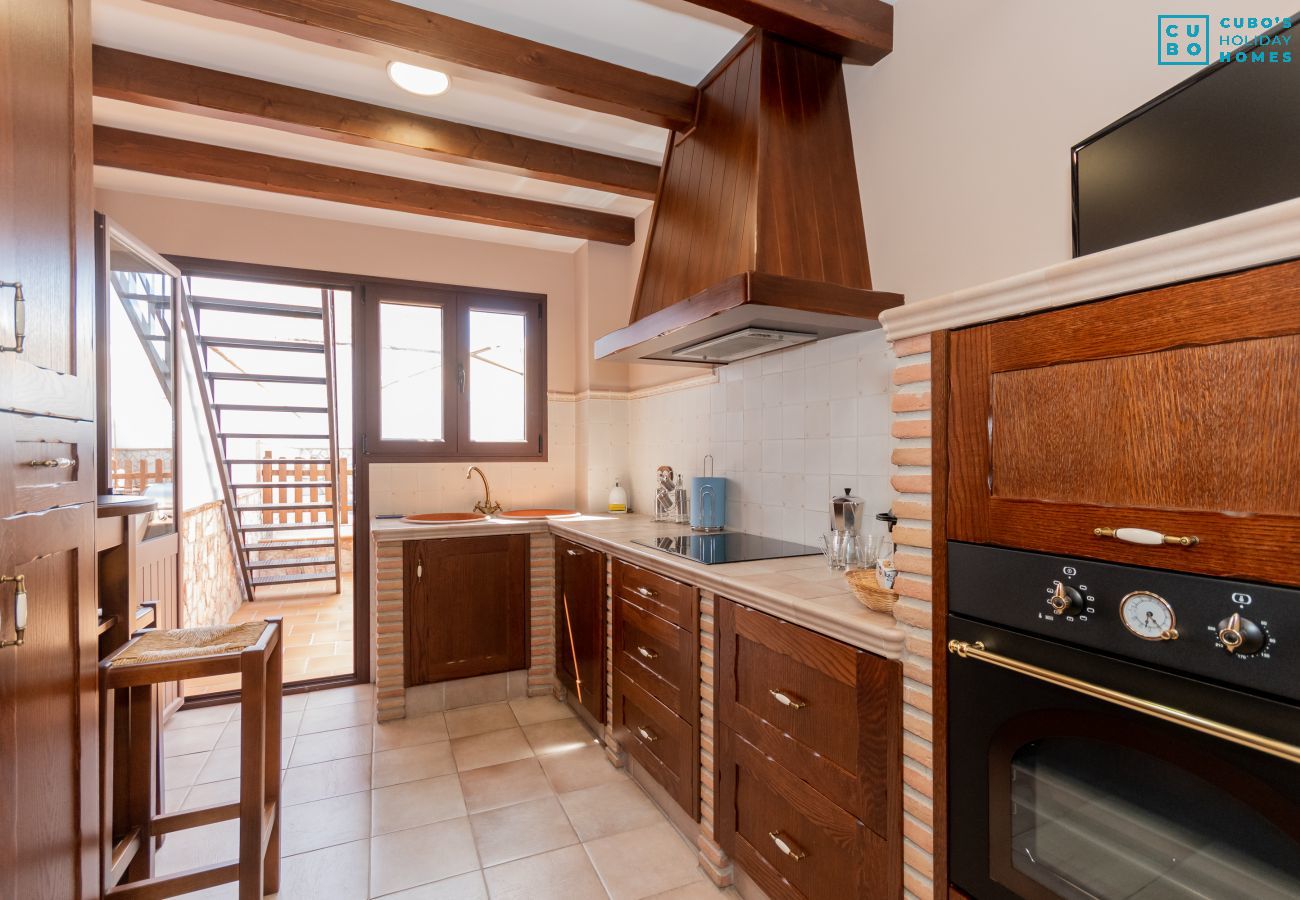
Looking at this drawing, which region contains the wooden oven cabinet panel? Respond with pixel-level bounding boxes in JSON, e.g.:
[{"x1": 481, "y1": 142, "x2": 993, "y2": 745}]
[
  {"x1": 717, "y1": 598, "x2": 901, "y2": 839},
  {"x1": 554, "y1": 536, "x2": 606, "y2": 723},
  {"x1": 403, "y1": 534, "x2": 529, "y2": 687},
  {"x1": 948, "y1": 258, "x2": 1300, "y2": 586}
]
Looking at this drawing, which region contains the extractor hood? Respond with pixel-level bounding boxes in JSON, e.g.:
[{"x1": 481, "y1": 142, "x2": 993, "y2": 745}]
[{"x1": 595, "y1": 30, "x2": 903, "y2": 366}]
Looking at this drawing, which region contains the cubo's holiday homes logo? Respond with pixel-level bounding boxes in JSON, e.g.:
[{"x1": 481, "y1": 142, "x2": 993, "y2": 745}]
[{"x1": 1158, "y1": 14, "x2": 1293, "y2": 65}]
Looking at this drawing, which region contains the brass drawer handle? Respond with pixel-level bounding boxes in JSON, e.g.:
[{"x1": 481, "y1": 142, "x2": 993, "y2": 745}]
[
  {"x1": 635, "y1": 725, "x2": 659, "y2": 743},
  {"x1": 636, "y1": 645, "x2": 659, "y2": 661},
  {"x1": 0, "y1": 574, "x2": 28, "y2": 649},
  {"x1": 28, "y1": 457, "x2": 74, "y2": 469},
  {"x1": 769, "y1": 689, "x2": 807, "y2": 710},
  {"x1": 0, "y1": 281, "x2": 26, "y2": 354},
  {"x1": 1094, "y1": 527, "x2": 1198, "y2": 547},
  {"x1": 566, "y1": 548, "x2": 582, "y2": 556},
  {"x1": 768, "y1": 831, "x2": 806, "y2": 861},
  {"x1": 635, "y1": 585, "x2": 659, "y2": 600}
]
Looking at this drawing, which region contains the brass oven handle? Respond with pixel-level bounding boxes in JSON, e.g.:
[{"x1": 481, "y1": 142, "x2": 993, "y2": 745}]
[
  {"x1": 948, "y1": 640, "x2": 1300, "y2": 765},
  {"x1": 768, "y1": 831, "x2": 806, "y2": 861},
  {"x1": 635, "y1": 725, "x2": 658, "y2": 743},
  {"x1": 0, "y1": 281, "x2": 26, "y2": 354},
  {"x1": 28, "y1": 457, "x2": 74, "y2": 469},
  {"x1": 636, "y1": 645, "x2": 659, "y2": 661},
  {"x1": 769, "y1": 689, "x2": 807, "y2": 710},
  {"x1": 635, "y1": 586, "x2": 659, "y2": 600},
  {"x1": 1094, "y1": 526, "x2": 1198, "y2": 547},
  {"x1": 0, "y1": 574, "x2": 28, "y2": 649}
]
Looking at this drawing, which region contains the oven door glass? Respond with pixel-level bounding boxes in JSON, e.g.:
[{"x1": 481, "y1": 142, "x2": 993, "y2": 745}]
[{"x1": 1007, "y1": 736, "x2": 1300, "y2": 899}]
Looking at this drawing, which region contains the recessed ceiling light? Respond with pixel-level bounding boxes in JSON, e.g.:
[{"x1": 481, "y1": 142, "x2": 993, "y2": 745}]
[{"x1": 387, "y1": 61, "x2": 451, "y2": 96}]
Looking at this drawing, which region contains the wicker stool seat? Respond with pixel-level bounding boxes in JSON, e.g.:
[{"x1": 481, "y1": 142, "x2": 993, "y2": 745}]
[{"x1": 100, "y1": 617, "x2": 283, "y2": 899}]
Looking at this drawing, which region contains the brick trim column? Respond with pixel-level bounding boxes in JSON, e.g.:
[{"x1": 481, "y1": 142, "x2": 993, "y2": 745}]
[
  {"x1": 529, "y1": 533, "x2": 556, "y2": 697},
  {"x1": 697, "y1": 590, "x2": 732, "y2": 886},
  {"x1": 889, "y1": 333, "x2": 938, "y2": 900},
  {"x1": 374, "y1": 540, "x2": 405, "y2": 722}
]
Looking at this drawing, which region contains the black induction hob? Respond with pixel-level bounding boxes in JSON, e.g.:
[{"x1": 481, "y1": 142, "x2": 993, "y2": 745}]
[{"x1": 632, "y1": 531, "x2": 820, "y2": 566}]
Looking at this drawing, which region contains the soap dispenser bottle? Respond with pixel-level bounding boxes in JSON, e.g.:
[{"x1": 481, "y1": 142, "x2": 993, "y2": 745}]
[{"x1": 608, "y1": 481, "x2": 628, "y2": 514}]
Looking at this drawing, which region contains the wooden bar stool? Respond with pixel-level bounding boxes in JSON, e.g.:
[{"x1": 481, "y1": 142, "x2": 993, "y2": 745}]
[{"x1": 100, "y1": 617, "x2": 283, "y2": 899}]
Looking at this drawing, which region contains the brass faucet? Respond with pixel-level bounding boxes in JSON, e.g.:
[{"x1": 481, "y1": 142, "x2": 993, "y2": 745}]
[{"x1": 467, "y1": 466, "x2": 501, "y2": 515}]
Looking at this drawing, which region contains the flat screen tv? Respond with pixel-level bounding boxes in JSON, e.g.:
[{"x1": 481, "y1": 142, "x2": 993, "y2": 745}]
[{"x1": 1072, "y1": 15, "x2": 1300, "y2": 257}]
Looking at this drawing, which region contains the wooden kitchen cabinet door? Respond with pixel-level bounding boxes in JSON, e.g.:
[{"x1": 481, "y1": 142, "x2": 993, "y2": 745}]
[
  {"x1": 948, "y1": 258, "x2": 1300, "y2": 586},
  {"x1": 403, "y1": 534, "x2": 528, "y2": 686},
  {"x1": 555, "y1": 537, "x2": 605, "y2": 722}
]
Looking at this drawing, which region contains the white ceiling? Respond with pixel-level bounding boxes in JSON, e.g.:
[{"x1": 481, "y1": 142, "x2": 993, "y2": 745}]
[{"x1": 91, "y1": 0, "x2": 750, "y2": 250}]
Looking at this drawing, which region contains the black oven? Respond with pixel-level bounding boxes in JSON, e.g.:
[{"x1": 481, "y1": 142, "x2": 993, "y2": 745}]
[{"x1": 947, "y1": 543, "x2": 1300, "y2": 900}]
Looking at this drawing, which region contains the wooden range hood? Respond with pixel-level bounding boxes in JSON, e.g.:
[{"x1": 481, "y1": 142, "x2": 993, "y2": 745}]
[{"x1": 596, "y1": 29, "x2": 902, "y2": 365}]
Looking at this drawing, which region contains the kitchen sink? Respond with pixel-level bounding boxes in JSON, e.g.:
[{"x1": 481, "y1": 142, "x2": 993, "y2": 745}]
[{"x1": 402, "y1": 512, "x2": 489, "y2": 525}]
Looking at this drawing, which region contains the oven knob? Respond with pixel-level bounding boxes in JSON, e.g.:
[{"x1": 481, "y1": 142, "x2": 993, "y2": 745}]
[
  {"x1": 1049, "y1": 581, "x2": 1084, "y2": 616},
  {"x1": 1216, "y1": 613, "x2": 1266, "y2": 655}
]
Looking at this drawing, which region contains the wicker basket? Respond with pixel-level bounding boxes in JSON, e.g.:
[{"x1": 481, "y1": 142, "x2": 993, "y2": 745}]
[{"x1": 845, "y1": 569, "x2": 897, "y2": 614}]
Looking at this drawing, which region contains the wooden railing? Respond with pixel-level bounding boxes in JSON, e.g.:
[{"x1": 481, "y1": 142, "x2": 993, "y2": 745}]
[
  {"x1": 111, "y1": 452, "x2": 172, "y2": 495},
  {"x1": 258, "y1": 451, "x2": 353, "y2": 525}
]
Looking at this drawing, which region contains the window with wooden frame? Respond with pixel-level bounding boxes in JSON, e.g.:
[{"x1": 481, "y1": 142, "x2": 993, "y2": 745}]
[{"x1": 363, "y1": 283, "x2": 547, "y2": 461}]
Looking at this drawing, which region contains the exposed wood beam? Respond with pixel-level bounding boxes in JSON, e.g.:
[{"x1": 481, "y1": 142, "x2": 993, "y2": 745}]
[
  {"x1": 141, "y1": 0, "x2": 699, "y2": 130},
  {"x1": 93, "y1": 126, "x2": 636, "y2": 245},
  {"x1": 682, "y1": 0, "x2": 892, "y2": 63},
  {"x1": 93, "y1": 46, "x2": 660, "y2": 199}
]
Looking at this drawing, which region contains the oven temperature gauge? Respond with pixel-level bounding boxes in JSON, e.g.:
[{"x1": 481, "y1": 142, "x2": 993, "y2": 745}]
[{"x1": 1120, "y1": 591, "x2": 1179, "y2": 641}]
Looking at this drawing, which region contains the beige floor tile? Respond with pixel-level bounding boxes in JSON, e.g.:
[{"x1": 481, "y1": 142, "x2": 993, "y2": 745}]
[
  {"x1": 371, "y1": 774, "x2": 466, "y2": 836},
  {"x1": 444, "y1": 702, "x2": 517, "y2": 739},
  {"x1": 538, "y1": 746, "x2": 627, "y2": 794},
  {"x1": 558, "y1": 780, "x2": 663, "y2": 842},
  {"x1": 585, "y1": 822, "x2": 702, "y2": 900},
  {"x1": 282, "y1": 693, "x2": 310, "y2": 713},
  {"x1": 163, "y1": 751, "x2": 208, "y2": 789},
  {"x1": 376, "y1": 871, "x2": 488, "y2": 899},
  {"x1": 645, "y1": 880, "x2": 738, "y2": 898},
  {"x1": 282, "y1": 754, "x2": 372, "y2": 806},
  {"x1": 162, "y1": 723, "x2": 225, "y2": 758},
  {"x1": 508, "y1": 696, "x2": 576, "y2": 727},
  {"x1": 290, "y1": 724, "x2": 373, "y2": 767},
  {"x1": 181, "y1": 777, "x2": 240, "y2": 810},
  {"x1": 370, "y1": 818, "x2": 479, "y2": 897},
  {"x1": 300, "y1": 700, "x2": 374, "y2": 735},
  {"x1": 194, "y1": 748, "x2": 243, "y2": 785},
  {"x1": 276, "y1": 836, "x2": 370, "y2": 900},
  {"x1": 220, "y1": 712, "x2": 303, "y2": 747},
  {"x1": 522, "y1": 718, "x2": 599, "y2": 757},
  {"x1": 167, "y1": 704, "x2": 236, "y2": 730},
  {"x1": 372, "y1": 741, "x2": 457, "y2": 789},
  {"x1": 373, "y1": 712, "x2": 449, "y2": 752},
  {"x1": 154, "y1": 819, "x2": 239, "y2": 876},
  {"x1": 280, "y1": 790, "x2": 371, "y2": 857},
  {"x1": 458, "y1": 758, "x2": 554, "y2": 814},
  {"x1": 468, "y1": 795, "x2": 579, "y2": 868},
  {"x1": 164, "y1": 787, "x2": 188, "y2": 813},
  {"x1": 444, "y1": 673, "x2": 508, "y2": 708},
  {"x1": 482, "y1": 844, "x2": 608, "y2": 900},
  {"x1": 450, "y1": 727, "x2": 535, "y2": 773},
  {"x1": 305, "y1": 684, "x2": 374, "y2": 709}
]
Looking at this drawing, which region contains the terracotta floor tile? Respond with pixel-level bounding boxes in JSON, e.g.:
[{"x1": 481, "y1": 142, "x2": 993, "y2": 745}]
[
  {"x1": 299, "y1": 700, "x2": 372, "y2": 735},
  {"x1": 280, "y1": 790, "x2": 371, "y2": 857},
  {"x1": 370, "y1": 818, "x2": 479, "y2": 897},
  {"x1": 508, "y1": 696, "x2": 576, "y2": 726},
  {"x1": 558, "y1": 779, "x2": 663, "y2": 842},
  {"x1": 288, "y1": 724, "x2": 372, "y2": 767},
  {"x1": 373, "y1": 712, "x2": 449, "y2": 752},
  {"x1": 538, "y1": 746, "x2": 628, "y2": 794},
  {"x1": 522, "y1": 717, "x2": 599, "y2": 757},
  {"x1": 444, "y1": 702, "x2": 517, "y2": 739},
  {"x1": 645, "y1": 881, "x2": 739, "y2": 899},
  {"x1": 482, "y1": 844, "x2": 607, "y2": 900},
  {"x1": 468, "y1": 795, "x2": 578, "y2": 867},
  {"x1": 372, "y1": 741, "x2": 456, "y2": 788},
  {"x1": 584, "y1": 822, "x2": 702, "y2": 900},
  {"x1": 371, "y1": 774, "x2": 466, "y2": 835},
  {"x1": 450, "y1": 727, "x2": 535, "y2": 773},
  {"x1": 375, "y1": 870, "x2": 488, "y2": 899},
  {"x1": 281, "y1": 754, "x2": 371, "y2": 806},
  {"x1": 458, "y1": 758, "x2": 553, "y2": 814}
]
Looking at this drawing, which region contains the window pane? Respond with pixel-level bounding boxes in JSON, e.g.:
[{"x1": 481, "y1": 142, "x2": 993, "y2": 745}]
[
  {"x1": 380, "y1": 302, "x2": 443, "y2": 441},
  {"x1": 469, "y1": 309, "x2": 527, "y2": 442}
]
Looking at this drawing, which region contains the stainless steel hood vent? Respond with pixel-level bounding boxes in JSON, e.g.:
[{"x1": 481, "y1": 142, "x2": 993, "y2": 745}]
[{"x1": 672, "y1": 327, "x2": 815, "y2": 363}]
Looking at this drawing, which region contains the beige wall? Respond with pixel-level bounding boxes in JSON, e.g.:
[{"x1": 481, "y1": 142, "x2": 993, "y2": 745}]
[
  {"x1": 845, "y1": 0, "x2": 1235, "y2": 303},
  {"x1": 95, "y1": 188, "x2": 584, "y2": 393}
]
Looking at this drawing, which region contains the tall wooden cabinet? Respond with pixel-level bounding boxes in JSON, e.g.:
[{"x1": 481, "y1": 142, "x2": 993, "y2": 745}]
[
  {"x1": 555, "y1": 536, "x2": 605, "y2": 722},
  {"x1": 0, "y1": 0, "x2": 99, "y2": 897}
]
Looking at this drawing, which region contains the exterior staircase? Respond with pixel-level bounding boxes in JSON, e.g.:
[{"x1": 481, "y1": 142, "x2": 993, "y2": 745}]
[{"x1": 181, "y1": 288, "x2": 344, "y2": 599}]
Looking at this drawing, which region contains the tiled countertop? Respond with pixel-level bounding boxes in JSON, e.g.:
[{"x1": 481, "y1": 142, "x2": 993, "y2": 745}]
[{"x1": 372, "y1": 513, "x2": 905, "y2": 660}]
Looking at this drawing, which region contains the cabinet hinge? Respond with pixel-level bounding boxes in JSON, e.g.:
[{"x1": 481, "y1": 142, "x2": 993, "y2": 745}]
[{"x1": 538, "y1": 433, "x2": 543, "y2": 453}]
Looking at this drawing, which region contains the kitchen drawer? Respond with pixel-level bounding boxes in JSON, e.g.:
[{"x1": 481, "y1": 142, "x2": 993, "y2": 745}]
[
  {"x1": 612, "y1": 669, "x2": 697, "y2": 817},
  {"x1": 0, "y1": 412, "x2": 95, "y2": 518},
  {"x1": 612, "y1": 558, "x2": 695, "y2": 631},
  {"x1": 718, "y1": 599, "x2": 900, "y2": 836},
  {"x1": 719, "y1": 728, "x2": 886, "y2": 900},
  {"x1": 613, "y1": 595, "x2": 695, "y2": 718}
]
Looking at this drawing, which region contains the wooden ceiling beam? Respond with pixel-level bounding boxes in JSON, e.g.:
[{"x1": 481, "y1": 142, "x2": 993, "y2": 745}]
[
  {"x1": 141, "y1": 0, "x2": 699, "y2": 130},
  {"x1": 93, "y1": 46, "x2": 660, "y2": 199},
  {"x1": 682, "y1": 0, "x2": 893, "y2": 63},
  {"x1": 93, "y1": 126, "x2": 636, "y2": 245}
]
